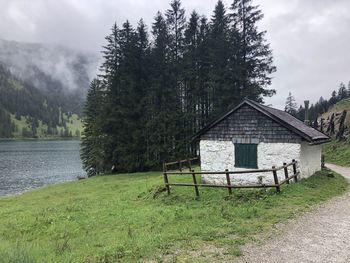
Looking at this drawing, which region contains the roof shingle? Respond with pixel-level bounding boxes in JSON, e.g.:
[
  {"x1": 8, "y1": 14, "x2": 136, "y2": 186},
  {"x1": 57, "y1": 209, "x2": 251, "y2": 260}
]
[{"x1": 193, "y1": 99, "x2": 330, "y2": 144}]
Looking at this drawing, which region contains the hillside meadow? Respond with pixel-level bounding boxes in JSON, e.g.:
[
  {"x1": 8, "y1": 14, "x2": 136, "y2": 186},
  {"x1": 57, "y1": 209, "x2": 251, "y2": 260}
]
[
  {"x1": 0, "y1": 168, "x2": 347, "y2": 262},
  {"x1": 323, "y1": 139, "x2": 350, "y2": 166},
  {"x1": 10, "y1": 113, "x2": 83, "y2": 139}
]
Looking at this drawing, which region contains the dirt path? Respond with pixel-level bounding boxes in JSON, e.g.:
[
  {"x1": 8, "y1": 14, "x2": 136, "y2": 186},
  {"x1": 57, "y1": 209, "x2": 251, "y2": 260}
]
[{"x1": 235, "y1": 164, "x2": 350, "y2": 263}]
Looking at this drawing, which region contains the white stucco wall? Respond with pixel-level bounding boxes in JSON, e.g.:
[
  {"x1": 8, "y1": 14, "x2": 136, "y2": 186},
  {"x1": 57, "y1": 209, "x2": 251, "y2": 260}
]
[
  {"x1": 200, "y1": 140, "x2": 302, "y2": 185},
  {"x1": 299, "y1": 142, "x2": 322, "y2": 178}
]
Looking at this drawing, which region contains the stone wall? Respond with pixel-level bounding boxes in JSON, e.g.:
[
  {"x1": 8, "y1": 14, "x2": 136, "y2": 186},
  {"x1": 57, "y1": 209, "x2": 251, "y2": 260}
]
[
  {"x1": 299, "y1": 142, "x2": 322, "y2": 178},
  {"x1": 200, "y1": 140, "x2": 304, "y2": 185}
]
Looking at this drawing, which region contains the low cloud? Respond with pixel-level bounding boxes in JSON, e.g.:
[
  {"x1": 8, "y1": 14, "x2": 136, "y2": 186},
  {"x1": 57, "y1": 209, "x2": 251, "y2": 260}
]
[{"x1": 0, "y1": 0, "x2": 349, "y2": 108}]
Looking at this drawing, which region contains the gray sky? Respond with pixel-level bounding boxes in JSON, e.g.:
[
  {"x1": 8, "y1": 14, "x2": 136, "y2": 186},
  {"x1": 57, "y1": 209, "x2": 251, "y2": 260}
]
[{"x1": 0, "y1": 0, "x2": 349, "y2": 109}]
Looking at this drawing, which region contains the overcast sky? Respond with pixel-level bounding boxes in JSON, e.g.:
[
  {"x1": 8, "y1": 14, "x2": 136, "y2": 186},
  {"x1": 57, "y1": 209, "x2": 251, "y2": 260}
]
[{"x1": 0, "y1": 0, "x2": 349, "y2": 109}]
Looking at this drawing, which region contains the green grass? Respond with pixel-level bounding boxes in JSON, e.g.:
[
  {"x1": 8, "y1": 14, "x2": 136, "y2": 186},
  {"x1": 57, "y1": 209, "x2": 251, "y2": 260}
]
[
  {"x1": 0, "y1": 169, "x2": 347, "y2": 262},
  {"x1": 328, "y1": 97, "x2": 350, "y2": 113},
  {"x1": 323, "y1": 139, "x2": 350, "y2": 166},
  {"x1": 321, "y1": 97, "x2": 350, "y2": 128}
]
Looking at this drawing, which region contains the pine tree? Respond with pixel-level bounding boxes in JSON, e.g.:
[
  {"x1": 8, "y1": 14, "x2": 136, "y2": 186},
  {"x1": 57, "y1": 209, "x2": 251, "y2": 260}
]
[
  {"x1": 81, "y1": 0, "x2": 279, "y2": 173},
  {"x1": 329, "y1": 90, "x2": 337, "y2": 105},
  {"x1": 338, "y1": 82, "x2": 347, "y2": 100},
  {"x1": 183, "y1": 10, "x2": 200, "y2": 154},
  {"x1": 166, "y1": 0, "x2": 186, "y2": 62},
  {"x1": 208, "y1": 0, "x2": 231, "y2": 117},
  {"x1": 146, "y1": 11, "x2": 173, "y2": 166},
  {"x1": 80, "y1": 79, "x2": 105, "y2": 174},
  {"x1": 99, "y1": 23, "x2": 122, "y2": 171},
  {"x1": 197, "y1": 16, "x2": 211, "y2": 128},
  {"x1": 133, "y1": 19, "x2": 151, "y2": 170},
  {"x1": 166, "y1": 0, "x2": 188, "y2": 158},
  {"x1": 230, "y1": 0, "x2": 276, "y2": 102},
  {"x1": 284, "y1": 92, "x2": 297, "y2": 116},
  {"x1": 107, "y1": 20, "x2": 144, "y2": 172}
]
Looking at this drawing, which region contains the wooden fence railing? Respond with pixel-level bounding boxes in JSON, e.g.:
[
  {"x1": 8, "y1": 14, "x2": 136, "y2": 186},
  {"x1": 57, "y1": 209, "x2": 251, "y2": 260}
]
[
  {"x1": 163, "y1": 157, "x2": 200, "y2": 173},
  {"x1": 163, "y1": 159, "x2": 299, "y2": 196}
]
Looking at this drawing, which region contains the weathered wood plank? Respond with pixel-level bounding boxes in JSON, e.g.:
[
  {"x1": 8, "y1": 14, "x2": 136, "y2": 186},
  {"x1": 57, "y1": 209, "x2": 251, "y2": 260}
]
[
  {"x1": 201, "y1": 104, "x2": 302, "y2": 143},
  {"x1": 191, "y1": 169, "x2": 200, "y2": 197},
  {"x1": 225, "y1": 169, "x2": 232, "y2": 195},
  {"x1": 272, "y1": 166, "x2": 280, "y2": 193}
]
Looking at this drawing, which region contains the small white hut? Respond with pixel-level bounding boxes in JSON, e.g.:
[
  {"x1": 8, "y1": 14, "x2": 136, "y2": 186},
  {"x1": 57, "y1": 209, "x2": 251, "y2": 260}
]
[{"x1": 193, "y1": 99, "x2": 330, "y2": 185}]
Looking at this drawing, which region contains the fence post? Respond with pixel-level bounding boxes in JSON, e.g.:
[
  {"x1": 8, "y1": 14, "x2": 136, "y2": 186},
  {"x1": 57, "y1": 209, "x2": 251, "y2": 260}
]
[
  {"x1": 225, "y1": 169, "x2": 232, "y2": 195},
  {"x1": 283, "y1": 162, "x2": 289, "y2": 184},
  {"x1": 191, "y1": 169, "x2": 200, "y2": 197},
  {"x1": 272, "y1": 166, "x2": 280, "y2": 193},
  {"x1": 163, "y1": 163, "x2": 171, "y2": 195},
  {"x1": 292, "y1": 159, "x2": 298, "y2": 182},
  {"x1": 321, "y1": 155, "x2": 325, "y2": 168},
  {"x1": 187, "y1": 158, "x2": 192, "y2": 171},
  {"x1": 178, "y1": 160, "x2": 182, "y2": 172}
]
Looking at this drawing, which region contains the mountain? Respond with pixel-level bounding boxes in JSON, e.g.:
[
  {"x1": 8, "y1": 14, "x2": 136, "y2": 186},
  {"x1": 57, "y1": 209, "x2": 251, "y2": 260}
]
[{"x1": 0, "y1": 39, "x2": 99, "y2": 138}]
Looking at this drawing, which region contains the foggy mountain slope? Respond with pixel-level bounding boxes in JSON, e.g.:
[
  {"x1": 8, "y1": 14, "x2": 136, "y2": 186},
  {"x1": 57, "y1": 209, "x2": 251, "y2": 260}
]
[
  {"x1": 0, "y1": 39, "x2": 99, "y2": 138},
  {"x1": 0, "y1": 39, "x2": 99, "y2": 114},
  {"x1": 0, "y1": 63, "x2": 83, "y2": 138}
]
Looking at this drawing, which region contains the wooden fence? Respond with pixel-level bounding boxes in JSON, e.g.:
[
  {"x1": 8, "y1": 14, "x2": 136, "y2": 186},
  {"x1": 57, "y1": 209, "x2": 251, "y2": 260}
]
[
  {"x1": 163, "y1": 157, "x2": 200, "y2": 173},
  {"x1": 163, "y1": 159, "x2": 299, "y2": 196}
]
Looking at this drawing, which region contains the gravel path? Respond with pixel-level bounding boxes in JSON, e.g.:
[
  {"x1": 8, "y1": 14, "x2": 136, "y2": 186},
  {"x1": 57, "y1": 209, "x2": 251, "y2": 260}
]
[{"x1": 236, "y1": 163, "x2": 350, "y2": 263}]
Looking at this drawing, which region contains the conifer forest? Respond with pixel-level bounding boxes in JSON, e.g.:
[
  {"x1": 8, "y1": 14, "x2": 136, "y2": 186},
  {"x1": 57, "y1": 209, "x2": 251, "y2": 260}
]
[{"x1": 81, "y1": 0, "x2": 276, "y2": 172}]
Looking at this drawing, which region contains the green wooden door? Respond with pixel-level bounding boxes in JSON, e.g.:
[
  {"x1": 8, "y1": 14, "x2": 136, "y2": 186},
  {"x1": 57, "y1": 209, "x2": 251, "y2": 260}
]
[{"x1": 234, "y1": 143, "x2": 258, "y2": 169}]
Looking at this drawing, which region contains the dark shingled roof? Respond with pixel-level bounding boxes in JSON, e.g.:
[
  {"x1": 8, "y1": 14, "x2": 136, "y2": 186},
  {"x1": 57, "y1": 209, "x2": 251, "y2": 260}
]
[{"x1": 193, "y1": 99, "x2": 330, "y2": 144}]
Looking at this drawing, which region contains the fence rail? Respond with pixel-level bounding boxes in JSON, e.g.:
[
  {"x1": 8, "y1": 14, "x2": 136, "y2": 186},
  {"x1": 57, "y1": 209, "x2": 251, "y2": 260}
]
[
  {"x1": 163, "y1": 159, "x2": 299, "y2": 196},
  {"x1": 163, "y1": 157, "x2": 200, "y2": 173}
]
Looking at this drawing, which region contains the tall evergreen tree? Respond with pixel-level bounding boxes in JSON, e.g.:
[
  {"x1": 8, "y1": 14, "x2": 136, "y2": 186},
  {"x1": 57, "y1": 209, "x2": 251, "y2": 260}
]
[
  {"x1": 81, "y1": 0, "x2": 278, "y2": 173},
  {"x1": 197, "y1": 16, "x2": 211, "y2": 128},
  {"x1": 183, "y1": 11, "x2": 200, "y2": 153},
  {"x1": 146, "y1": 11, "x2": 174, "y2": 166},
  {"x1": 284, "y1": 92, "x2": 297, "y2": 116},
  {"x1": 230, "y1": 0, "x2": 276, "y2": 102},
  {"x1": 208, "y1": 0, "x2": 231, "y2": 117},
  {"x1": 80, "y1": 79, "x2": 105, "y2": 174},
  {"x1": 338, "y1": 82, "x2": 347, "y2": 100},
  {"x1": 107, "y1": 20, "x2": 144, "y2": 172},
  {"x1": 166, "y1": 0, "x2": 188, "y2": 157},
  {"x1": 99, "y1": 23, "x2": 122, "y2": 171},
  {"x1": 133, "y1": 19, "x2": 151, "y2": 170}
]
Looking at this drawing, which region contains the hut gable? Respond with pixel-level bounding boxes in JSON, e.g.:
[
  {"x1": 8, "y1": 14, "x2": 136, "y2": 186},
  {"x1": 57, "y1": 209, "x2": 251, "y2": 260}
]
[
  {"x1": 195, "y1": 99, "x2": 329, "y2": 144},
  {"x1": 201, "y1": 104, "x2": 302, "y2": 143}
]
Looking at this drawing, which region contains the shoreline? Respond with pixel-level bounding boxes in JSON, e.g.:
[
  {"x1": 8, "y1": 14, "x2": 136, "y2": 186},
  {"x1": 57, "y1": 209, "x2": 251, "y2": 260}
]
[
  {"x1": 0, "y1": 137, "x2": 81, "y2": 142},
  {"x1": 0, "y1": 177, "x2": 79, "y2": 198}
]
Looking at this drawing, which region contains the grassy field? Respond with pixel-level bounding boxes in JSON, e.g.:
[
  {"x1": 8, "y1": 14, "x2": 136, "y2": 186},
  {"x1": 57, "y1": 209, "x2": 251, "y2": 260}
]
[
  {"x1": 0, "y1": 169, "x2": 347, "y2": 262},
  {"x1": 326, "y1": 97, "x2": 350, "y2": 113},
  {"x1": 323, "y1": 139, "x2": 350, "y2": 166}
]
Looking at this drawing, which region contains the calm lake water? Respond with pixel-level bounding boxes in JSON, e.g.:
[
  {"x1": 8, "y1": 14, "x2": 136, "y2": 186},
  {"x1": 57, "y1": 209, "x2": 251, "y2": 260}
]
[{"x1": 0, "y1": 140, "x2": 85, "y2": 196}]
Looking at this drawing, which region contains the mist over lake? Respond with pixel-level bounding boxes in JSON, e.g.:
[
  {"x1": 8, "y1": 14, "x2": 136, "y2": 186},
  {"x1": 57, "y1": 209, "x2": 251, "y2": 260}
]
[{"x1": 0, "y1": 140, "x2": 84, "y2": 196}]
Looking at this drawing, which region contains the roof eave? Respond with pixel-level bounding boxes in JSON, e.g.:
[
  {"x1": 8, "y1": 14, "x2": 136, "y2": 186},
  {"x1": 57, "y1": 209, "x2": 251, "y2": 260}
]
[
  {"x1": 309, "y1": 138, "x2": 331, "y2": 145},
  {"x1": 244, "y1": 99, "x2": 314, "y2": 142},
  {"x1": 191, "y1": 98, "x2": 330, "y2": 144}
]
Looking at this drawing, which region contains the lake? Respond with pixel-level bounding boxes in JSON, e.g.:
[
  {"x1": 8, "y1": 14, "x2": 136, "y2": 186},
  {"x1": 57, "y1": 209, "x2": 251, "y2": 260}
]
[{"x1": 0, "y1": 140, "x2": 85, "y2": 196}]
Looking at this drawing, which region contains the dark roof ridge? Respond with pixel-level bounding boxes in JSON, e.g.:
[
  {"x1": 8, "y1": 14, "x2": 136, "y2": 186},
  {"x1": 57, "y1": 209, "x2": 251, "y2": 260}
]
[{"x1": 193, "y1": 99, "x2": 330, "y2": 143}]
